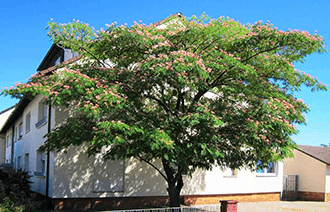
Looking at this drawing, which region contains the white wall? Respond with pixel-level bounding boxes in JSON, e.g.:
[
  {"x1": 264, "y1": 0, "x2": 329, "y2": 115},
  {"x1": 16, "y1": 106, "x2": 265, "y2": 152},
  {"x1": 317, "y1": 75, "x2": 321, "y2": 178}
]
[
  {"x1": 3, "y1": 94, "x2": 284, "y2": 199},
  {"x1": 0, "y1": 136, "x2": 5, "y2": 164},
  {"x1": 326, "y1": 165, "x2": 330, "y2": 193},
  {"x1": 0, "y1": 107, "x2": 14, "y2": 129},
  {"x1": 182, "y1": 163, "x2": 283, "y2": 195},
  {"x1": 0, "y1": 107, "x2": 14, "y2": 163},
  {"x1": 3, "y1": 95, "x2": 55, "y2": 196},
  {"x1": 52, "y1": 143, "x2": 283, "y2": 198}
]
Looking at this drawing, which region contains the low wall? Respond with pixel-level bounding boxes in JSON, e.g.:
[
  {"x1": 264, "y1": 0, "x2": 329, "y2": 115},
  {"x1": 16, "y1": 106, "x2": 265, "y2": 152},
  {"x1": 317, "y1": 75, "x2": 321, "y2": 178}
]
[
  {"x1": 184, "y1": 192, "x2": 280, "y2": 205},
  {"x1": 298, "y1": 191, "x2": 325, "y2": 201},
  {"x1": 52, "y1": 192, "x2": 281, "y2": 211}
]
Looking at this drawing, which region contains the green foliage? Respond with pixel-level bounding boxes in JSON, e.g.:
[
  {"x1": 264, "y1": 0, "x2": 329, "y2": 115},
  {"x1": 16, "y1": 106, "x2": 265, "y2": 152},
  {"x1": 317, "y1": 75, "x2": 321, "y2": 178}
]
[
  {"x1": 1, "y1": 13, "x2": 327, "y2": 206},
  {"x1": 0, "y1": 197, "x2": 25, "y2": 212},
  {"x1": 0, "y1": 170, "x2": 42, "y2": 212}
]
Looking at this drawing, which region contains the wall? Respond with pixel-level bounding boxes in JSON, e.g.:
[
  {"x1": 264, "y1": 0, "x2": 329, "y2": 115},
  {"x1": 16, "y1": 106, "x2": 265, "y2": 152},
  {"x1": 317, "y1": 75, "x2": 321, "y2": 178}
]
[
  {"x1": 284, "y1": 149, "x2": 326, "y2": 193},
  {"x1": 0, "y1": 107, "x2": 14, "y2": 129},
  {"x1": 3, "y1": 95, "x2": 55, "y2": 196},
  {"x1": 52, "y1": 140, "x2": 283, "y2": 199},
  {"x1": 52, "y1": 99, "x2": 284, "y2": 199},
  {"x1": 182, "y1": 162, "x2": 283, "y2": 196},
  {"x1": 0, "y1": 136, "x2": 5, "y2": 163},
  {"x1": 0, "y1": 107, "x2": 14, "y2": 163},
  {"x1": 52, "y1": 149, "x2": 168, "y2": 198},
  {"x1": 326, "y1": 166, "x2": 330, "y2": 194}
]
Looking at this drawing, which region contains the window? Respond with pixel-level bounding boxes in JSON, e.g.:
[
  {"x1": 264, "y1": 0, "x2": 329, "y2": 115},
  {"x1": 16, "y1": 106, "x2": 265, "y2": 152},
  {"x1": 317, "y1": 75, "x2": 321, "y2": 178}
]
[
  {"x1": 6, "y1": 135, "x2": 10, "y2": 147},
  {"x1": 256, "y1": 161, "x2": 277, "y2": 176},
  {"x1": 35, "y1": 152, "x2": 46, "y2": 176},
  {"x1": 18, "y1": 122, "x2": 23, "y2": 139},
  {"x1": 24, "y1": 154, "x2": 29, "y2": 172},
  {"x1": 223, "y1": 168, "x2": 237, "y2": 177},
  {"x1": 36, "y1": 101, "x2": 48, "y2": 128},
  {"x1": 14, "y1": 127, "x2": 17, "y2": 142},
  {"x1": 17, "y1": 156, "x2": 22, "y2": 170},
  {"x1": 55, "y1": 56, "x2": 61, "y2": 65},
  {"x1": 25, "y1": 113, "x2": 31, "y2": 133}
]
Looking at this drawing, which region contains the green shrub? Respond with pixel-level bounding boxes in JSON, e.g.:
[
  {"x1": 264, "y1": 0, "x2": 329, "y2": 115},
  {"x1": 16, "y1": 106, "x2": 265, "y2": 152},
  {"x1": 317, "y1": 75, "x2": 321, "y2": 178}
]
[
  {"x1": 0, "y1": 169, "x2": 41, "y2": 212},
  {"x1": 0, "y1": 197, "x2": 25, "y2": 212}
]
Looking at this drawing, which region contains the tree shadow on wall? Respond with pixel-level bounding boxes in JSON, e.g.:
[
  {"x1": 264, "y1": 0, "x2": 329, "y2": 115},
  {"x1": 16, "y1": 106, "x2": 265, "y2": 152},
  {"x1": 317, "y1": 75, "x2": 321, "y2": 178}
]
[{"x1": 53, "y1": 148, "x2": 185, "y2": 211}]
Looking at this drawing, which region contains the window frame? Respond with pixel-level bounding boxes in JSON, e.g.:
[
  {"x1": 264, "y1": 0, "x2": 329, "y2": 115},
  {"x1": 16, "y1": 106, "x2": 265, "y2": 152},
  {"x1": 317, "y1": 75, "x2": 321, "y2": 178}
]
[
  {"x1": 17, "y1": 156, "x2": 22, "y2": 170},
  {"x1": 36, "y1": 100, "x2": 48, "y2": 128},
  {"x1": 256, "y1": 161, "x2": 278, "y2": 177},
  {"x1": 34, "y1": 152, "x2": 46, "y2": 177},
  {"x1": 18, "y1": 122, "x2": 23, "y2": 139},
  {"x1": 14, "y1": 127, "x2": 17, "y2": 142},
  {"x1": 6, "y1": 135, "x2": 10, "y2": 147},
  {"x1": 24, "y1": 153, "x2": 29, "y2": 172},
  {"x1": 223, "y1": 168, "x2": 238, "y2": 178},
  {"x1": 25, "y1": 112, "x2": 31, "y2": 133}
]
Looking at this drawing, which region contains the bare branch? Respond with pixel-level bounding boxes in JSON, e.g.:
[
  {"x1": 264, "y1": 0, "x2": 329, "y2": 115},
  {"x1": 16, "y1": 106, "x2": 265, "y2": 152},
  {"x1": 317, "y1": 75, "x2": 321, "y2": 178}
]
[{"x1": 138, "y1": 156, "x2": 168, "y2": 181}]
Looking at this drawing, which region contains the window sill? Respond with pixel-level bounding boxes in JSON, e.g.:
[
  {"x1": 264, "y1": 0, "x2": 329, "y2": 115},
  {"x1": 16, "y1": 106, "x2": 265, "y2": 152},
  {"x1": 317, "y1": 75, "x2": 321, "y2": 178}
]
[
  {"x1": 223, "y1": 175, "x2": 237, "y2": 178},
  {"x1": 34, "y1": 172, "x2": 46, "y2": 177},
  {"x1": 35, "y1": 117, "x2": 47, "y2": 129},
  {"x1": 256, "y1": 173, "x2": 277, "y2": 177}
]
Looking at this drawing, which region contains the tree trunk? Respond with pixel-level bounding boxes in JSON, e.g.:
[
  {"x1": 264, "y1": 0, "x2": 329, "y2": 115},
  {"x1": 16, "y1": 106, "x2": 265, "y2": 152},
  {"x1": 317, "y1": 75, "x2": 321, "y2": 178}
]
[
  {"x1": 167, "y1": 183, "x2": 181, "y2": 207},
  {"x1": 162, "y1": 157, "x2": 184, "y2": 207}
]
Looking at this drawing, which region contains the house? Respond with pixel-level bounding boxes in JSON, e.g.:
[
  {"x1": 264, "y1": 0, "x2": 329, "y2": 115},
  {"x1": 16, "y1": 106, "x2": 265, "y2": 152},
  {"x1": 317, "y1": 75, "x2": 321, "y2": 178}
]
[
  {"x1": 0, "y1": 14, "x2": 285, "y2": 211},
  {"x1": 0, "y1": 105, "x2": 15, "y2": 166},
  {"x1": 284, "y1": 145, "x2": 330, "y2": 202}
]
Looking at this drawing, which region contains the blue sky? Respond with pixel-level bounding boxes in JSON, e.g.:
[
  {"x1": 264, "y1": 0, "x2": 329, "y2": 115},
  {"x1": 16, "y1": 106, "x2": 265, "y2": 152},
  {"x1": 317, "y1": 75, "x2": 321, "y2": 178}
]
[{"x1": 0, "y1": 0, "x2": 329, "y2": 146}]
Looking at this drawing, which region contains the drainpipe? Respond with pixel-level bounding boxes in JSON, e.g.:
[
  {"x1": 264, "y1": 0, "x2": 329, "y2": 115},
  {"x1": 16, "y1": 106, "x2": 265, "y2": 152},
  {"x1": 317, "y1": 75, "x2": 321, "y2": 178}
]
[{"x1": 46, "y1": 104, "x2": 51, "y2": 207}]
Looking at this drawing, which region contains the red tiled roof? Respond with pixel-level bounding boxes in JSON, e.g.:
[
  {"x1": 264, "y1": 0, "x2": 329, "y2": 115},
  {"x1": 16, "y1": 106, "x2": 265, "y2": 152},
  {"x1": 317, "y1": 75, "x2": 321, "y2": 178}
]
[{"x1": 38, "y1": 55, "x2": 81, "y2": 76}]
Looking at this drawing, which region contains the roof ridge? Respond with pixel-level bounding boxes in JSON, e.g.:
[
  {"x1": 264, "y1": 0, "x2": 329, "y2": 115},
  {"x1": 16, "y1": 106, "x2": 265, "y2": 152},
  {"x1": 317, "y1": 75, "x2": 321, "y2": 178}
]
[{"x1": 147, "y1": 12, "x2": 183, "y2": 27}]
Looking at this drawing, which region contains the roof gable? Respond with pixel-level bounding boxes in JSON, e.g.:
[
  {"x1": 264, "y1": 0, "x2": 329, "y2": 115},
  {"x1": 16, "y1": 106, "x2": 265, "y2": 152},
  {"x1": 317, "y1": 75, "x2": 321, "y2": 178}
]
[
  {"x1": 0, "y1": 106, "x2": 15, "y2": 131},
  {"x1": 297, "y1": 145, "x2": 330, "y2": 165}
]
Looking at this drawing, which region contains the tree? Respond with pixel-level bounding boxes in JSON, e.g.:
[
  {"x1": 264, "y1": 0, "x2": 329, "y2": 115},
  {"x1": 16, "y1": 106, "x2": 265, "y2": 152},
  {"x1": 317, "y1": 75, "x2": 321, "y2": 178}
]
[{"x1": 2, "y1": 14, "x2": 327, "y2": 207}]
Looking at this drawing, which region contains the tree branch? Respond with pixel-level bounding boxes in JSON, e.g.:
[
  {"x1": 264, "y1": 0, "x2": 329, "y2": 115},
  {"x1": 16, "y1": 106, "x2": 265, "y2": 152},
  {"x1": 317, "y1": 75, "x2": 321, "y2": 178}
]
[
  {"x1": 175, "y1": 90, "x2": 182, "y2": 112},
  {"x1": 162, "y1": 157, "x2": 174, "y2": 183},
  {"x1": 138, "y1": 156, "x2": 168, "y2": 181},
  {"x1": 145, "y1": 94, "x2": 172, "y2": 115},
  {"x1": 240, "y1": 46, "x2": 280, "y2": 64}
]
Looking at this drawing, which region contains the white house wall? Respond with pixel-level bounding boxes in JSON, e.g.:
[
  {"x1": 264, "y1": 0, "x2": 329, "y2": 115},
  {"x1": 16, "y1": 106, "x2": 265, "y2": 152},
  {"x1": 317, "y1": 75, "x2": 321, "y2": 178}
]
[
  {"x1": 5, "y1": 131, "x2": 12, "y2": 163},
  {"x1": 326, "y1": 165, "x2": 330, "y2": 193},
  {"x1": 4, "y1": 94, "x2": 55, "y2": 196},
  {"x1": 182, "y1": 163, "x2": 283, "y2": 195},
  {"x1": 0, "y1": 137, "x2": 5, "y2": 164},
  {"x1": 52, "y1": 141, "x2": 283, "y2": 198},
  {"x1": 0, "y1": 107, "x2": 14, "y2": 163},
  {"x1": 3, "y1": 93, "x2": 284, "y2": 199}
]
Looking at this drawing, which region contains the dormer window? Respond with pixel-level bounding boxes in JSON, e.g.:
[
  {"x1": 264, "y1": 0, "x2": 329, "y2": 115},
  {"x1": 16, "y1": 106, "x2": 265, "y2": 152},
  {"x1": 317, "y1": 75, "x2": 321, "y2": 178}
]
[{"x1": 55, "y1": 55, "x2": 62, "y2": 65}]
